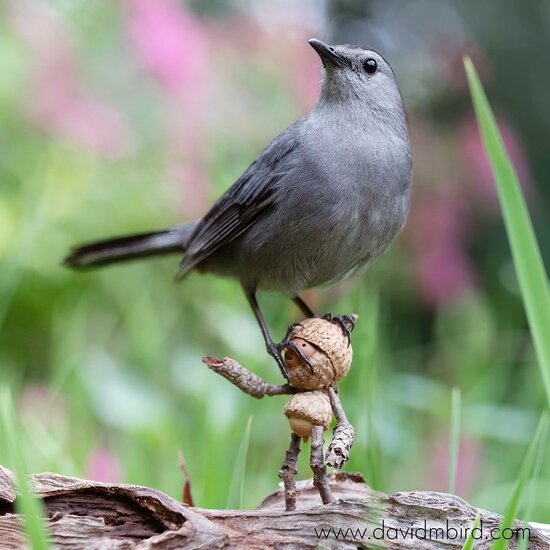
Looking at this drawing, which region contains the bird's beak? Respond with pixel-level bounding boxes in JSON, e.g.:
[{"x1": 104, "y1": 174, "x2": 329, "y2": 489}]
[{"x1": 308, "y1": 38, "x2": 349, "y2": 68}]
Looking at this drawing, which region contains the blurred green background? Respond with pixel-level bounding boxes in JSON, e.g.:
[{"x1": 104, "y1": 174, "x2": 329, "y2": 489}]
[{"x1": 0, "y1": 0, "x2": 549, "y2": 519}]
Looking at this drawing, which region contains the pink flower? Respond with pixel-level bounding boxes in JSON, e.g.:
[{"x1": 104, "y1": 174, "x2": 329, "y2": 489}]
[
  {"x1": 126, "y1": 0, "x2": 209, "y2": 101},
  {"x1": 18, "y1": 384, "x2": 66, "y2": 429},
  {"x1": 421, "y1": 432, "x2": 482, "y2": 495},
  {"x1": 408, "y1": 193, "x2": 476, "y2": 307},
  {"x1": 85, "y1": 446, "x2": 123, "y2": 484},
  {"x1": 417, "y1": 241, "x2": 475, "y2": 307},
  {"x1": 168, "y1": 159, "x2": 211, "y2": 219},
  {"x1": 125, "y1": 0, "x2": 212, "y2": 218},
  {"x1": 273, "y1": 29, "x2": 322, "y2": 111},
  {"x1": 9, "y1": 3, "x2": 131, "y2": 157}
]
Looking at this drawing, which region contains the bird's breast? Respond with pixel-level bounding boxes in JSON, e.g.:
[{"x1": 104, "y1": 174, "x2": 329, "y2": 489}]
[{"x1": 207, "y1": 115, "x2": 412, "y2": 292}]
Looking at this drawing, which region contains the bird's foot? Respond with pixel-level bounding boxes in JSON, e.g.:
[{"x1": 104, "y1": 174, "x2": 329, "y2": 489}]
[
  {"x1": 266, "y1": 341, "x2": 290, "y2": 381},
  {"x1": 286, "y1": 321, "x2": 304, "y2": 335},
  {"x1": 322, "y1": 313, "x2": 358, "y2": 344}
]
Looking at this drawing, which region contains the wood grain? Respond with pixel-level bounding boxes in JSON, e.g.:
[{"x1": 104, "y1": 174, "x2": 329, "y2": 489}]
[{"x1": 1, "y1": 466, "x2": 549, "y2": 549}]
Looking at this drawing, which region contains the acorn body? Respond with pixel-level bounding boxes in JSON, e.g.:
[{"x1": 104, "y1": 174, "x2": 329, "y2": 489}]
[
  {"x1": 284, "y1": 390, "x2": 332, "y2": 441},
  {"x1": 283, "y1": 317, "x2": 353, "y2": 389}
]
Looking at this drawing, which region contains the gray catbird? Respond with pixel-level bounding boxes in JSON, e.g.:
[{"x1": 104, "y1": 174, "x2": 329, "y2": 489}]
[{"x1": 65, "y1": 39, "x2": 412, "y2": 377}]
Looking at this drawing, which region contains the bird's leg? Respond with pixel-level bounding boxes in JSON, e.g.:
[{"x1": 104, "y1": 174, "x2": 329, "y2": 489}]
[
  {"x1": 244, "y1": 288, "x2": 289, "y2": 380},
  {"x1": 310, "y1": 426, "x2": 334, "y2": 505},
  {"x1": 276, "y1": 295, "x2": 316, "y2": 372},
  {"x1": 291, "y1": 294, "x2": 317, "y2": 318},
  {"x1": 278, "y1": 433, "x2": 301, "y2": 512}
]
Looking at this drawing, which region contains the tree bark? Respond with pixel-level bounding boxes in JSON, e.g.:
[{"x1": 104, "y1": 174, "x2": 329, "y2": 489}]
[{"x1": 1, "y1": 465, "x2": 549, "y2": 549}]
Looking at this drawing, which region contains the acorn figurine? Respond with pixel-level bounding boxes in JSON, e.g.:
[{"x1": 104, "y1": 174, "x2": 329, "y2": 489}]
[
  {"x1": 203, "y1": 313, "x2": 357, "y2": 512},
  {"x1": 277, "y1": 314, "x2": 357, "y2": 510}
]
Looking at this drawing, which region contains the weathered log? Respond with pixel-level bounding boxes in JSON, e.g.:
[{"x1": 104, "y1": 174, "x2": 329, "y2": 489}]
[{"x1": 1, "y1": 466, "x2": 549, "y2": 549}]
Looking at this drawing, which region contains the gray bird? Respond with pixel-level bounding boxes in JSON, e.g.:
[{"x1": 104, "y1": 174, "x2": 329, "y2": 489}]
[{"x1": 65, "y1": 39, "x2": 412, "y2": 378}]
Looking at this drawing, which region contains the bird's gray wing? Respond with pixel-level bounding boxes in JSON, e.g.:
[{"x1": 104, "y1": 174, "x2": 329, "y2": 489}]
[{"x1": 175, "y1": 119, "x2": 303, "y2": 278}]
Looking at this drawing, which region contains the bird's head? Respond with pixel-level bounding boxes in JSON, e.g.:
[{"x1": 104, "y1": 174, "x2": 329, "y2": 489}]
[{"x1": 309, "y1": 38, "x2": 403, "y2": 113}]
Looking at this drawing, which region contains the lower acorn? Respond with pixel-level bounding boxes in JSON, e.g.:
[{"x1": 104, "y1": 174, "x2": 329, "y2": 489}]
[{"x1": 284, "y1": 390, "x2": 332, "y2": 442}]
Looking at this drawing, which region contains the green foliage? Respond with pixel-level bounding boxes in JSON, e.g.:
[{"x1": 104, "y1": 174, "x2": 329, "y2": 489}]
[
  {"x1": 448, "y1": 387, "x2": 461, "y2": 494},
  {"x1": 491, "y1": 412, "x2": 548, "y2": 550},
  {"x1": 463, "y1": 58, "x2": 550, "y2": 544},
  {"x1": 465, "y1": 58, "x2": 550, "y2": 406},
  {"x1": 226, "y1": 415, "x2": 253, "y2": 509},
  {"x1": 0, "y1": 389, "x2": 51, "y2": 550},
  {"x1": 461, "y1": 514, "x2": 480, "y2": 550},
  {"x1": 517, "y1": 419, "x2": 548, "y2": 550}
]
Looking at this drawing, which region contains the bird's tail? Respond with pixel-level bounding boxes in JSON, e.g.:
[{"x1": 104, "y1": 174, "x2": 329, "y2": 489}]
[{"x1": 64, "y1": 223, "x2": 196, "y2": 269}]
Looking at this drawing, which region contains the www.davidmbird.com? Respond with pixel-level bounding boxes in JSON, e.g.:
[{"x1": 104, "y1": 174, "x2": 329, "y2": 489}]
[{"x1": 313, "y1": 520, "x2": 531, "y2": 543}]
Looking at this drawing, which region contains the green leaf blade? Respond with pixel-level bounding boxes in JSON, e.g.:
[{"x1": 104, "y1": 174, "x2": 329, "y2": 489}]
[
  {"x1": 461, "y1": 514, "x2": 481, "y2": 550},
  {"x1": 226, "y1": 415, "x2": 253, "y2": 509},
  {"x1": 490, "y1": 412, "x2": 549, "y2": 550},
  {"x1": 0, "y1": 388, "x2": 52, "y2": 550},
  {"x1": 448, "y1": 387, "x2": 461, "y2": 494},
  {"x1": 464, "y1": 57, "x2": 550, "y2": 406}
]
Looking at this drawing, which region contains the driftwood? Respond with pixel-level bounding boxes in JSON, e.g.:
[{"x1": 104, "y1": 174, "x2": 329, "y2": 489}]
[{"x1": 1, "y1": 466, "x2": 549, "y2": 549}]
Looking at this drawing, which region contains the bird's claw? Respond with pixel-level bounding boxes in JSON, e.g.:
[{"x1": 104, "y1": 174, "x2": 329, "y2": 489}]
[
  {"x1": 267, "y1": 342, "x2": 290, "y2": 381},
  {"x1": 322, "y1": 313, "x2": 357, "y2": 346},
  {"x1": 286, "y1": 321, "x2": 304, "y2": 333}
]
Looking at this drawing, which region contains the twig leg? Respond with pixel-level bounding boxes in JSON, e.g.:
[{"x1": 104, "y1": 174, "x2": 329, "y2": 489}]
[
  {"x1": 310, "y1": 426, "x2": 334, "y2": 505},
  {"x1": 278, "y1": 433, "x2": 301, "y2": 512}
]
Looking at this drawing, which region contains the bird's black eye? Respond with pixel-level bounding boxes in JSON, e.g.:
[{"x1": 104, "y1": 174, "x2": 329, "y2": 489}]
[{"x1": 363, "y1": 58, "x2": 377, "y2": 74}]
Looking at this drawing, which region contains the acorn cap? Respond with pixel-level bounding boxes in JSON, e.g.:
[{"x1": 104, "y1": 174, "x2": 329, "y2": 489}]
[
  {"x1": 283, "y1": 317, "x2": 354, "y2": 389},
  {"x1": 284, "y1": 390, "x2": 332, "y2": 441}
]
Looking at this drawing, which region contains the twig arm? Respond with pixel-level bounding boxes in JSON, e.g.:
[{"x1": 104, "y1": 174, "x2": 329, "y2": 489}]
[{"x1": 202, "y1": 356, "x2": 297, "y2": 398}]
